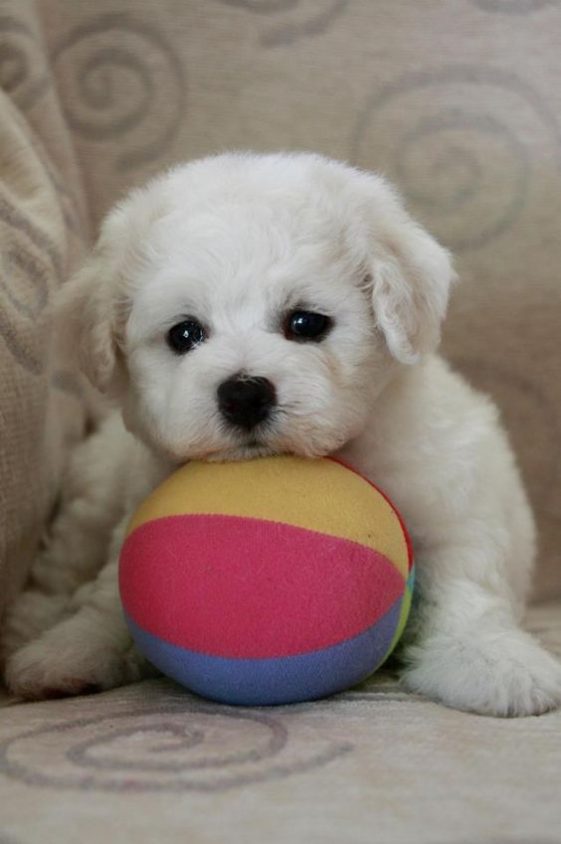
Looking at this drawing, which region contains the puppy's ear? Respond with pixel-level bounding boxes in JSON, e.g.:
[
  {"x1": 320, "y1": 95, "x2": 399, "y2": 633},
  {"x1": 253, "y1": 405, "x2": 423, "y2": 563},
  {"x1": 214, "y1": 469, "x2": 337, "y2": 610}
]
[
  {"x1": 56, "y1": 186, "x2": 162, "y2": 393},
  {"x1": 362, "y1": 180, "x2": 457, "y2": 364},
  {"x1": 56, "y1": 237, "x2": 122, "y2": 393},
  {"x1": 56, "y1": 214, "x2": 129, "y2": 394}
]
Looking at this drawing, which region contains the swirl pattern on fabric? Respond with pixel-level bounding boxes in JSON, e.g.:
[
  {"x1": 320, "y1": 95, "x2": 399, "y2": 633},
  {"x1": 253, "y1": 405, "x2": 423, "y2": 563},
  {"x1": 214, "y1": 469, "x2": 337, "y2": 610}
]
[{"x1": 352, "y1": 66, "x2": 561, "y2": 251}]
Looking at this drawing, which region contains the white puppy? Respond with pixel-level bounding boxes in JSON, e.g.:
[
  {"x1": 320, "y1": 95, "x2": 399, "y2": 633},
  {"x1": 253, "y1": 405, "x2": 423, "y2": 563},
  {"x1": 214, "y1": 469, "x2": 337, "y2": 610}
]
[{"x1": 4, "y1": 152, "x2": 561, "y2": 715}]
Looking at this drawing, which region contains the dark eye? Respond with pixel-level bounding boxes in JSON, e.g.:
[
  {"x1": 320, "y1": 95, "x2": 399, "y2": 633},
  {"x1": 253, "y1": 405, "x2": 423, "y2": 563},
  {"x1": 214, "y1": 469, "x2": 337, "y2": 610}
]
[
  {"x1": 284, "y1": 310, "x2": 333, "y2": 342},
  {"x1": 166, "y1": 319, "x2": 206, "y2": 354}
]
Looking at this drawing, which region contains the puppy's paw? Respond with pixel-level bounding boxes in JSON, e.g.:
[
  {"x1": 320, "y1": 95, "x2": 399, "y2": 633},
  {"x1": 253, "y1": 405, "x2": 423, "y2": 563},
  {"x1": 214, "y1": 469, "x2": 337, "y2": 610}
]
[
  {"x1": 2, "y1": 590, "x2": 71, "y2": 659},
  {"x1": 401, "y1": 628, "x2": 561, "y2": 717},
  {"x1": 5, "y1": 612, "x2": 152, "y2": 701}
]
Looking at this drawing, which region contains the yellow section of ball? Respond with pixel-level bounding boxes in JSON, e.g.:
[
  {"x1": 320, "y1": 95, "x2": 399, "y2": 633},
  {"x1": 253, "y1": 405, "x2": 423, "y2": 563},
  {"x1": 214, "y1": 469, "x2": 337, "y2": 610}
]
[{"x1": 127, "y1": 456, "x2": 410, "y2": 579}]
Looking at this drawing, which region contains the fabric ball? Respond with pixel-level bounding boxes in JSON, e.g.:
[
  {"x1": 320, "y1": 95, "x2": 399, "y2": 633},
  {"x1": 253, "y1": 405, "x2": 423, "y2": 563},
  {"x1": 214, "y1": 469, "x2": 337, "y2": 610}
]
[{"x1": 119, "y1": 456, "x2": 414, "y2": 705}]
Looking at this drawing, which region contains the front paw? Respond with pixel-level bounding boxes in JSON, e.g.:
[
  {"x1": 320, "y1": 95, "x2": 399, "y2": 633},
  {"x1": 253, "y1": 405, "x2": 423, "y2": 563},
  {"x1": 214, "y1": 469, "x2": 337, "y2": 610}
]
[
  {"x1": 401, "y1": 628, "x2": 561, "y2": 717},
  {"x1": 2, "y1": 590, "x2": 71, "y2": 659},
  {"x1": 5, "y1": 615, "x2": 153, "y2": 701}
]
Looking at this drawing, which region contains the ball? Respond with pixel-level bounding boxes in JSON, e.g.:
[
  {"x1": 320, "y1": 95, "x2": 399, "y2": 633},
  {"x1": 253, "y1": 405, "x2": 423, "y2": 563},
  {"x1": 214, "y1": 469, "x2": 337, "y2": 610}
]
[{"x1": 119, "y1": 456, "x2": 413, "y2": 706}]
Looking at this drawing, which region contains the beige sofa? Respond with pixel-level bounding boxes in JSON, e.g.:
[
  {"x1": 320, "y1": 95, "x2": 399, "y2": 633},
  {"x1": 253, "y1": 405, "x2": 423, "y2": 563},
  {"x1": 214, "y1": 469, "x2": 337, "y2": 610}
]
[{"x1": 1, "y1": 2, "x2": 560, "y2": 841}]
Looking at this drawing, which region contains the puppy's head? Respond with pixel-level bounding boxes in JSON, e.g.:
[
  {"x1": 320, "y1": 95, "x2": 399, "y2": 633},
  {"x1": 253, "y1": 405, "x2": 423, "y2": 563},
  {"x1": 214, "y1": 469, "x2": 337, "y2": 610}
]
[{"x1": 59, "y1": 153, "x2": 455, "y2": 462}]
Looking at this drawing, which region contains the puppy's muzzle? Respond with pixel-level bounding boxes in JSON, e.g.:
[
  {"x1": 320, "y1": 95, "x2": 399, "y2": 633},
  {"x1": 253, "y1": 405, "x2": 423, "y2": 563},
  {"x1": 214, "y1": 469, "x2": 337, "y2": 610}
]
[{"x1": 217, "y1": 375, "x2": 276, "y2": 431}]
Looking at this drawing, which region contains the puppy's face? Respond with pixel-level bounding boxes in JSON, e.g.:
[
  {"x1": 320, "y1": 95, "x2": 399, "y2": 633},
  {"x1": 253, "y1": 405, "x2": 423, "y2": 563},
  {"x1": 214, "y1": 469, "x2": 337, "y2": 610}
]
[
  {"x1": 61, "y1": 154, "x2": 454, "y2": 463},
  {"x1": 124, "y1": 206, "x2": 382, "y2": 461}
]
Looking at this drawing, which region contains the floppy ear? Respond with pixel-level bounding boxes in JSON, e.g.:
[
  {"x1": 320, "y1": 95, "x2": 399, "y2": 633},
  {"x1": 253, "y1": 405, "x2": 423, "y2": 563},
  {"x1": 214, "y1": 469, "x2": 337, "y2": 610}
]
[
  {"x1": 56, "y1": 221, "x2": 127, "y2": 394},
  {"x1": 56, "y1": 185, "x2": 164, "y2": 393},
  {"x1": 56, "y1": 239, "x2": 121, "y2": 393},
  {"x1": 363, "y1": 182, "x2": 457, "y2": 364}
]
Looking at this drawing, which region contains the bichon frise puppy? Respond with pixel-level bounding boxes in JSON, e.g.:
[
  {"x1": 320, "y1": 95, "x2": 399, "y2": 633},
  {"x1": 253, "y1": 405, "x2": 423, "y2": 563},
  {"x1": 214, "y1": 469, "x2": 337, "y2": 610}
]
[{"x1": 4, "y1": 152, "x2": 561, "y2": 715}]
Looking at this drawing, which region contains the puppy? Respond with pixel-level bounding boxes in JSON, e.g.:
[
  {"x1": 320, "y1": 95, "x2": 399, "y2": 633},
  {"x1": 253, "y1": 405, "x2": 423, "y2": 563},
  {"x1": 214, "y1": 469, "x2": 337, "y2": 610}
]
[{"x1": 4, "y1": 152, "x2": 561, "y2": 715}]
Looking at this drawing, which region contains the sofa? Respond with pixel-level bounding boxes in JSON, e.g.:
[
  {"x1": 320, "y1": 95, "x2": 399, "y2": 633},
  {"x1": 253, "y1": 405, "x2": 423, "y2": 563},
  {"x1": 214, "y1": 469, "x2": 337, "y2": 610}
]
[{"x1": 1, "y1": 2, "x2": 560, "y2": 842}]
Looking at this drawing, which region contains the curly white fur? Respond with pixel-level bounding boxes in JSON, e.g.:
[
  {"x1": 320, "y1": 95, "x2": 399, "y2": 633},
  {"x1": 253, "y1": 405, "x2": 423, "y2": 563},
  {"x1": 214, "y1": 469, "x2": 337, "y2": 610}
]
[{"x1": 4, "y1": 152, "x2": 561, "y2": 715}]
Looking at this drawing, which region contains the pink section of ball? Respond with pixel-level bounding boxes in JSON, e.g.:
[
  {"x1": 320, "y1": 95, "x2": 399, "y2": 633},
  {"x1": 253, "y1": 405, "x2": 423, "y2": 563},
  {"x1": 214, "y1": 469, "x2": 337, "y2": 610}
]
[{"x1": 120, "y1": 514, "x2": 405, "y2": 659}]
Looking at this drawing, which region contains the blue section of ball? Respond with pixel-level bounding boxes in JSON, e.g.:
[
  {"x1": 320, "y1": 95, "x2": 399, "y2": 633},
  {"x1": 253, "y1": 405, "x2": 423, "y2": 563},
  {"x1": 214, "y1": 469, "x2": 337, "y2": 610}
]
[{"x1": 125, "y1": 596, "x2": 403, "y2": 706}]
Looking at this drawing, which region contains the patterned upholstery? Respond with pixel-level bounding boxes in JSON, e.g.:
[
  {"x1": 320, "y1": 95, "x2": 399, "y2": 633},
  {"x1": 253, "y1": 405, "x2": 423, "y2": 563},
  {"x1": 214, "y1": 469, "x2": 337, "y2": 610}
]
[{"x1": 1, "y1": 601, "x2": 560, "y2": 843}]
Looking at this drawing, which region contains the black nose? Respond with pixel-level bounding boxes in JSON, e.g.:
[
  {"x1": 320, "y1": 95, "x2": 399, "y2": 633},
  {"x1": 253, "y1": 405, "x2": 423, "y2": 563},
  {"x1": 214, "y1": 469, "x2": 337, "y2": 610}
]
[{"x1": 217, "y1": 375, "x2": 276, "y2": 431}]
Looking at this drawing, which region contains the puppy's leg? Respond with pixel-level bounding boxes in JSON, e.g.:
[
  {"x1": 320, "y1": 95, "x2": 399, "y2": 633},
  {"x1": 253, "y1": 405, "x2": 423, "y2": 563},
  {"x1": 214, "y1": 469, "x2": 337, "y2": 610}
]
[
  {"x1": 348, "y1": 358, "x2": 561, "y2": 716},
  {"x1": 2, "y1": 591, "x2": 73, "y2": 661},
  {"x1": 397, "y1": 438, "x2": 561, "y2": 717},
  {"x1": 5, "y1": 515, "x2": 156, "y2": 700},
  {"x1": 401, "y1": 548, "x2": 561, "y2": 717},
  {"x1": 3, "y1": 416, "x2": 128, "y2": 658}
]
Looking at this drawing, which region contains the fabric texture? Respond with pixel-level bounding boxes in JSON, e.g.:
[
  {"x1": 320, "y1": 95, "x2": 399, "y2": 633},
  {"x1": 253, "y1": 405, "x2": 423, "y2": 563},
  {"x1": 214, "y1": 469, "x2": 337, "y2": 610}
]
[
  {"x1": 0, "y1": 0, "x2": 88, "y2": 621},
  {"x1": 1, "y1": 600, "x2": 560, "y2": 843},
  {"x1": 1, "y1": 1, "x2": 561, "y2": 841},
  {"x1": 121, "y1": 515, "x2": 406, "y2": 656}
]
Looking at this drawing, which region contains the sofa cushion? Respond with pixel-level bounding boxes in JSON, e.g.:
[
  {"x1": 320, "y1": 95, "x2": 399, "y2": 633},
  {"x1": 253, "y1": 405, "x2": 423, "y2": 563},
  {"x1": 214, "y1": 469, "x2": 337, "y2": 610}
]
[
  {"x1": 1, "y1": 600, "x2": 559, "y2": 843},
  {"x1": 0, "y1": 89, "x2": 87, "y2": 623}
]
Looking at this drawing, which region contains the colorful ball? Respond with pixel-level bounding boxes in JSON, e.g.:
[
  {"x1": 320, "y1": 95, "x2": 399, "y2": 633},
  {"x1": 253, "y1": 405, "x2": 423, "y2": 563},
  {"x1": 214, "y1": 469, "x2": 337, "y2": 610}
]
[{"x1": 119, "y1": 456, "x2": 414, "y2": 706}]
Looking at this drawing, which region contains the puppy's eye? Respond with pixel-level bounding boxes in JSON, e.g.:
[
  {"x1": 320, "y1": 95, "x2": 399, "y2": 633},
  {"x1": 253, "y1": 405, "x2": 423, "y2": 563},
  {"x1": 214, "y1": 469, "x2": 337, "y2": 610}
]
[
  {"x1": 284, "y1": 310, "x2": 332, "y2": 342},
  {"x1": 167, "y1": 319, "x2": 206, "y2": 354}
]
